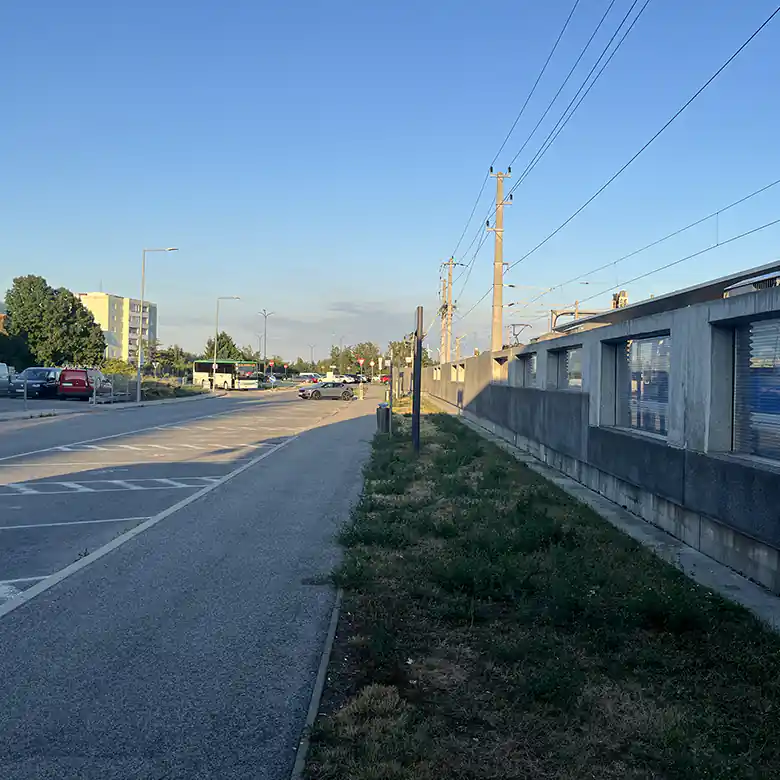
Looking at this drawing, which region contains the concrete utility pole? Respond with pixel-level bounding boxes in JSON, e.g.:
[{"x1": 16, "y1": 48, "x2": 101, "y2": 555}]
[
  {"x1": 488, "y1": 168, "x2": 511, "y2": 353},
  {"x1": 440, "y1": 276, "x2": 447, "y2": 365},
  {"x1": 446, "y1": 257, "x2": 454, "y2": 363}
]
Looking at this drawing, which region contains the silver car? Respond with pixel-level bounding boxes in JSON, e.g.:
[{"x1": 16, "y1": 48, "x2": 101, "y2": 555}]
[{"x1": 299, "y1": 381, "x2": 354, "y2": 401}]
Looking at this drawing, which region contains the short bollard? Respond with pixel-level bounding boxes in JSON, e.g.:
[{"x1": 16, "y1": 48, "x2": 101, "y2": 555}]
[{"x1": 376, "y1": 403, "x2": 390, "y2": 434}]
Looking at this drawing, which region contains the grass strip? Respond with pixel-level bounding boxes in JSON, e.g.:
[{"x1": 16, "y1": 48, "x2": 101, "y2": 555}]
[{"x1": 306, "y1": 412, "x2": 780, "y2": 779}]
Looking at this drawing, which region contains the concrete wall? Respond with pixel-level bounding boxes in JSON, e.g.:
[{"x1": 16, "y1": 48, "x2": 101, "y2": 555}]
[{"x1": 424, "y1": 286, "x2": 780, "y2": 594}]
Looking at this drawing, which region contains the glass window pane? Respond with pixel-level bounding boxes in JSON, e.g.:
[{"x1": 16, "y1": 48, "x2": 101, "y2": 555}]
[
  {"x1": 734, "y1": 319, "x2": 780, "y2": 460},
  {"x1": 616, "y1": 336, "x2": 670, "y2": 436}
]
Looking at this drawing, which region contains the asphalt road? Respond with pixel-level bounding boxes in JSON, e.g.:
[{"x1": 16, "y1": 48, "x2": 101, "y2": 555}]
[{"x1": 0, "y1": 388, "x2": 376, "y2": 779}]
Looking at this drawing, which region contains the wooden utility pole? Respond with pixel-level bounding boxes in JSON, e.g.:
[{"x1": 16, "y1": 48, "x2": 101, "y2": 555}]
[
  {"x1": 440, "y1": 276, "x2": 447, "y2": 364},
  {"x1": 488, "y1": 168, "x2": 511, "y2": 353}
]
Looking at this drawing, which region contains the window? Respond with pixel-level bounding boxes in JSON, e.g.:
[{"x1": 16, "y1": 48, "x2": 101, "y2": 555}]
[
  {"x1": 734, "y1": 318, "x2": 780, "y2": 460},
  {"x1": 522, "y1": 354, "x2": 537, "y2": 387},
  {"x1": 616, "y1": 335, "x2": 670, "y2": 436},
  {"x1": 557, "y1": 347, "x2": 582, "y2": 389}
]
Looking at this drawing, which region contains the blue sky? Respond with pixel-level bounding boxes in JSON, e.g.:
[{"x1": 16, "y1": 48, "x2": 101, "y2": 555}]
[{"x1": 2, "y1": 0, "x2": 779, "y2": 356}]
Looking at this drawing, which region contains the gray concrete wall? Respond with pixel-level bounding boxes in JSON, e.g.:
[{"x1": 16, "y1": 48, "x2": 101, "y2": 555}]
[{"x1": 424, "y1": 286, "x2": 780, "y2": 593}]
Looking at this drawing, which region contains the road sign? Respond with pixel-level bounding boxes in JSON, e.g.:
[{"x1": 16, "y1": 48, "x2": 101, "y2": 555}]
[
  {"x1": 212, "y1": 363, "x2": 218, "y2": 371},
  {"x1": 369, "y1": 360, "x2": 374, "y2": 367},
  {"x1": 269, "y1": 361, "x2": 275, "y2": 367},
  {"x1": 358, "y1": 358, "x2": 365, "y2": 366},
  {"x1": 283, "y1": 364, "x2": 288, "y2": 369}
]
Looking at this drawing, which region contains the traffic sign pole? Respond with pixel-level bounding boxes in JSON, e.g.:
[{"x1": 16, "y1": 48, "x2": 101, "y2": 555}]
[{"x1": 358, "y1": 357, "x2": 365, "y2": 400}]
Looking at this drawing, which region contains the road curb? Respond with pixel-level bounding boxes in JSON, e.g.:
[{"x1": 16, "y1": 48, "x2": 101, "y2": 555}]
[
  {"x1": 290, "y1": 588, "x2": 343, "y2": 780},
  {"x1": 0, "y1": 391, "x2": 227, "y2": 423}
]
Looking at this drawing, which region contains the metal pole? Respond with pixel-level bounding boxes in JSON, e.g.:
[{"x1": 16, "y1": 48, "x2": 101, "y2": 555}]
[
  {"x1": 213, "y1": 298, "x2": 220, "y2": 389},
  {"x1": 388, "y1": 348, "x2": 393, "y2": 437},
  {"x1": 23, "y1": 373, "x2": 28, "y2": 412},
  {"x1": 136, "y1": 250, "x2": 146, "y2": 402},
  {"x1": 412, "y1": 306, "x2": 423, "y2": 452}
]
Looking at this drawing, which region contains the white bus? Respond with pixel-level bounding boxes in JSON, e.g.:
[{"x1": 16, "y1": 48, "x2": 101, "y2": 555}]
[{"x1": 192, "y1": 360, "x2": 259, "y2": 390}]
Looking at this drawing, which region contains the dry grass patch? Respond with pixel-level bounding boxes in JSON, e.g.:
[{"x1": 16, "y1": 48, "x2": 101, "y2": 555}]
[{"x1": 307, "y1": 412, "x2": 780, "y2": 779}]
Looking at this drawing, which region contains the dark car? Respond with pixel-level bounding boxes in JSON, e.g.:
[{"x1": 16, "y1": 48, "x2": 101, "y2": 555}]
[
  {"x1": 8, "y1": 367, "x2": 61, "y2": 398},
  {"x1": 58, "y1": 368, "x2": 111, "y2": 401}
]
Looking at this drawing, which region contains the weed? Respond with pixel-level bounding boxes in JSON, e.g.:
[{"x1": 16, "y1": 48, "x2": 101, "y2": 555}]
[{"x1": 307, "y1": 411, "x2": 780, "y2": 780}]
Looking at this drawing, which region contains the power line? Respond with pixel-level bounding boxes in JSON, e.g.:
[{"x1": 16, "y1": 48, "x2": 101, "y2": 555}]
[
  {"x1": 522, "y1": 216, "x2": 780, "y2": 331},
  {"x1": 504, "y1": 3, "x2": 780, "y2": 275},
  {"x1": 492, "y1": 0, "x2": 582, "y2": 167},
  {"x1": 520, "y1": 177, "x2": 780, "y2": 310},
  {"x1": 508, "y1": 0, "x2": 651, "y2": 195},
  {"x1": 448, "y1": 0, "x2": 582, "y2": 259},
  {"x1": 505, "y1": 0, "x2": 624, "y2": 172},
  {"x1": 454, "y1": 0, "x2": 645, "y2": 287}
]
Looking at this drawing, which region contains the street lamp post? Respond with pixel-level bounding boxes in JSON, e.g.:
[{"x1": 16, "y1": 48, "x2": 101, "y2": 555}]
[
  {"x1": 308, "y1": 344, "x2": 316, "y2": 370},
  {"x1": 258, "y1": 309, "x2": 274, "y2": 374},
  {"x1": 214, "y1": 296, "x2": 240, "y2": 388},
  {"x1": 137, "y1": 247, "x2": 178, "y2": 402}
]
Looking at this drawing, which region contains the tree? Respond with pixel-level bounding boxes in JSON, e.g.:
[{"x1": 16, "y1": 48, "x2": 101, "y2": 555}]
[
  {"x1": 351, "y1": 341, "x2": 381, "y2": 372},
  {"x1": 102, "y1": 358, "x2": 135, "y2": 376},
  {"x1": 0, "y1": 332, "x2": 33, "y2": 370},
  {"x1": 202, "y1": 331, "x2": 243, "y2": 361},
  {"x1": 156, "y1": 344, "x2": 196, "y2": 375},
  {"x1": 5, "y1": 276, "x2": 105, "y2": 366}
]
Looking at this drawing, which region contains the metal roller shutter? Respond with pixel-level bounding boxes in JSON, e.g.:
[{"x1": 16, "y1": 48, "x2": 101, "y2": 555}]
[{"x1": 734, "y1": 319, "x2": 780, "y2": 460}]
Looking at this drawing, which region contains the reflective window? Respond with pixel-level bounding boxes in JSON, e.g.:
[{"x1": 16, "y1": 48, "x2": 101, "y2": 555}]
[{"x1": 616, "y1": 335, "x2": 671, "y2": 436}]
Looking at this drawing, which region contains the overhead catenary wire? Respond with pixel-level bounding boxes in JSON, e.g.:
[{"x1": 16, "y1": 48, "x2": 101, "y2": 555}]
[
  {"x1": 505, "y1": 0, "x2": 626, "y2": 173},
  {"x1": 503, "y1": 3, "x2": 780, "y2": 276},
  {"x1": 508, "y1": 0, "x2": 651, "y2": 196},
  {"x1": 448, "y1": 0, "x2": 582, "y2": 260},
  {"x1": 454, "y1": 0, "x2": 648, "y2": 295},
  {"x1": 523, "y1": 216, "x2": 780, "y2": 330},
  {"x1": 520, "y1": 176, "x2": 780, "y2": 310}
]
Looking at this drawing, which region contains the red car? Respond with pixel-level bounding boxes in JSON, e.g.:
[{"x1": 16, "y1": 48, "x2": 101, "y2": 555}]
[
  {"x1": 58, "y1": 368, "x2": 110, "y2": 401},
  {"x1": 380, "y1": 374, "x2": 391, "y2": 384}
]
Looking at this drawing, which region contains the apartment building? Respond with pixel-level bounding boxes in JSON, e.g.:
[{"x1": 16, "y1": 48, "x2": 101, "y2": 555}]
[{"x1": 77, "y1": 292, "x2": 158, "y2": 362}]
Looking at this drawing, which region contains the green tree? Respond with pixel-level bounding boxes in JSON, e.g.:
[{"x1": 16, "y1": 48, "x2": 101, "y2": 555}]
[
  {"x1": 0, "y1": 331, "x2": 34, "y2": 370},
  {"x1": 351, "y1": 341, "x2": 381, "y2": 372},
  {"x1": 203, "y1": 331, "x2": 243, "y2": 361},
  {"x1": 102, "y1": 358, "x2": 135, "y2": 376},
  {"x1": 5, "y1": 277, "x2": 105, "y2": 365}
]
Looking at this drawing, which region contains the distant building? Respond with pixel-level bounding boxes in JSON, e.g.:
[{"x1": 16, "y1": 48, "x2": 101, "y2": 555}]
[{"x1": 77, "y1": 292, "x2": 158, "y2": 362}]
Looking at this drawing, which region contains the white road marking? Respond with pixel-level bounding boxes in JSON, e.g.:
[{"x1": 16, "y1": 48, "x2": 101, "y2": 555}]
[
  {"x1": 107, "y1": 480, "x2": 144, "y2": 490},
  {"x1": 0, "y1": 517, "x2": 150, "y2": 530},
  {"x1": 57, "y1": 482, "x2": 95, "y2": 493},
  {"x1": 0, "y1": 436, "x2": 297, "y2": 621},
  {"x1": 154, "y1": 478, "x2": 191, "y2": 488},
  {"x1": 0, "y1": 584, "x2": 23, "y2": 602},
  {"x1": 115, "y1": 444, "x2": 143, "y2": 451},
  {"x1": 6, "y1": 483, "x2": 38, "y2": 494},
  {"x1": 0, "y1": 576, "x2": 49, "y2": 584}
]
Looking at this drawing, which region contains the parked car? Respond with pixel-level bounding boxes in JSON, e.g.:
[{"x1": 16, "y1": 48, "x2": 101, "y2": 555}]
[
  {"x1": 8, "y1": 367, "x2": 61, "y2": 398},
  {"x1": 0, "y1": 363, "x2": 10, "y2": 395},
  {"x1": 380, "y1": 374, "x2": 391, "y2": 384},
  {"x1": 58, "y1": 368, "x2": 111, "y2": 401},
  {"x1": 298, "y1": 373, "x2": 322, "y2": 384},
  {"x1": 339, "y1": 374, "x2": 357, "y2": 384},
  {"x1": 298, "y1": 381, "x2": 354, "y2": 401}
]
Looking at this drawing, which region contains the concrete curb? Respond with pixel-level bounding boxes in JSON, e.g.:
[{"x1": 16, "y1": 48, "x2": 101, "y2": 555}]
[
  {"x1": 289, "y1": 588, "x2": 343, "y2": 780},
  {"x1": 426, "y1": 396, "x2": 780, "y2": 633},
  {"x1": 0, "y1": 391, "x2": 226, "y2": 423}
]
